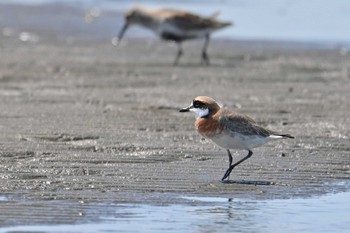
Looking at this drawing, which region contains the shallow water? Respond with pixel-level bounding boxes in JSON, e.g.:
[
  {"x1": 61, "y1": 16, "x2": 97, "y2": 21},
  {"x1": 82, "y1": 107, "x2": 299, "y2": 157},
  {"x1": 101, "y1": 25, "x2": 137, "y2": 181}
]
[
  {"x1": 1, "y1": 191, "x2": 349, "y2": 233},
  {"x1": 2, "y1": 0, "x2": 350, "y2": 45}
]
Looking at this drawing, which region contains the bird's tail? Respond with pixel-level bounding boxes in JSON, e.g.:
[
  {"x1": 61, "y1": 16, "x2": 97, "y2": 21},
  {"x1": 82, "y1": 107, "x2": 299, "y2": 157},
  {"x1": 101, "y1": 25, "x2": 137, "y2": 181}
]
[
  {"x1": 277, "y1": 134, "x2": 294, "y2": 139},
  {"x1": 269, "y1": 133, "x2": 294, "y2": 139},
  {"x1": 219, "y1": 21, "x2": 233, "y2": 28}
]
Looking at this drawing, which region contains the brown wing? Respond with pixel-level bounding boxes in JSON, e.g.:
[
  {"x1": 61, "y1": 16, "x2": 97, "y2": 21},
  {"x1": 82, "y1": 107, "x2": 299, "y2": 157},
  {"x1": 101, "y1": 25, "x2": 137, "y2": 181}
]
[
  {"x1": 169, "y1": 15, "x2": 216, "y2": 30},
  {"x1": 160, "y1": 10, "x2": 230, "y2": 31},
  {"x1": 218, "y1": 109, "x2": 273, "y2": 137}
]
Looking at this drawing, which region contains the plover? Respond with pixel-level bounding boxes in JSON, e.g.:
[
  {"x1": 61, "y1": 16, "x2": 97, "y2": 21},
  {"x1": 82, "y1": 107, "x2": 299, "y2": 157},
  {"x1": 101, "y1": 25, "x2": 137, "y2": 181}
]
[
  {"x1": 116, "y1": 6, "x2": 232, "y2": 65},
  {"x1": 179, "y1": 96, "x2": 294, "y2": 181}
]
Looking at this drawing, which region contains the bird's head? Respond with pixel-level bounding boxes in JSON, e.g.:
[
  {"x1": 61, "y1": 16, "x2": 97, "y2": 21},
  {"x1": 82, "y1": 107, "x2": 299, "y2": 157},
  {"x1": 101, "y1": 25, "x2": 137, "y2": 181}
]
[
  {"x1": 116, "y1": 7, "x2": 146, "y2": 45},
  {"x1": 180, "y1": 96, "x2": 220, "y2": 119}
]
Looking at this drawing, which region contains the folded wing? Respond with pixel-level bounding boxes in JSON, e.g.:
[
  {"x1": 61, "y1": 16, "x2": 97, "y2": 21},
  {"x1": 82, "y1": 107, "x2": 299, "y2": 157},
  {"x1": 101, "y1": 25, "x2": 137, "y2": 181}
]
[{"x1": 218, "y1": 110, "x2": 274, "y2": 137}]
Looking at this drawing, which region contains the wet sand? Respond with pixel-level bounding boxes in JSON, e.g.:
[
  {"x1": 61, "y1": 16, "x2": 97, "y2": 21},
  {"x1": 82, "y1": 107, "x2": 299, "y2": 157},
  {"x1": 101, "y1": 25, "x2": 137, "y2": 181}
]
[{"x1": 1, "y1": 2, "x2": 350, "y2": 226}]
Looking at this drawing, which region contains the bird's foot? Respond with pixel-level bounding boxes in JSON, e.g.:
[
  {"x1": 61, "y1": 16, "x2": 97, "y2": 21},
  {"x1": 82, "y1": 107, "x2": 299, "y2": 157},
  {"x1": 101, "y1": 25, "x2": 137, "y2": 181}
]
[{"x1": 220, "y1": 178, "x2": 231, "y2": 184}]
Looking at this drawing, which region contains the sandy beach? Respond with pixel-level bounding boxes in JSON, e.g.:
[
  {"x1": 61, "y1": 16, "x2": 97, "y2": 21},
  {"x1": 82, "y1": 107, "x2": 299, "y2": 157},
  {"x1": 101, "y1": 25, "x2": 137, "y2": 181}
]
[{"x1": 0, "y1": 2, "x2": 350, "y2": 228}]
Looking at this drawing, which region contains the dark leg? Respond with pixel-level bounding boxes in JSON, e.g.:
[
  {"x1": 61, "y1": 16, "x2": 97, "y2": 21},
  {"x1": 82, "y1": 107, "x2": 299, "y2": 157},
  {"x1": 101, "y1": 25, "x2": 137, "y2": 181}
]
[
  {"x1": 227, "y1": 149, "x2": 233, "y2": 167},
  {"x1": 221, "y1": 150, "x2": 253, "y2": 181},
  {"x1": 173, "y1": 42, "x2": 183, "y2": 65},
  {"x1": 225, "y1": 149, "x2": 233, "y2": 180},
  {"x1": 201, "y1": 34, "x2": 210, "y2": 65}
]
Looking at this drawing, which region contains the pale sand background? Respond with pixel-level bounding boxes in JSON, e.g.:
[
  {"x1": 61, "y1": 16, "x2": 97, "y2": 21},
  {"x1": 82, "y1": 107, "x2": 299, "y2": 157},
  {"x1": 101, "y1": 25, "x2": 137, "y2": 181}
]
[{"x1": 0, "y1": 3, "x2": 350, "y2": 224}]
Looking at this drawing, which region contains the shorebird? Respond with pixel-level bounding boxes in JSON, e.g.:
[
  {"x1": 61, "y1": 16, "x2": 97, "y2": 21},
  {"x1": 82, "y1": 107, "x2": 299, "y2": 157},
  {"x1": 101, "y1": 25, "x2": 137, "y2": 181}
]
[
  {"x1": 116, "y1": 6, "x2": 232, "y2": 65},
  {"x1": 179, "y1": 96, "x2": 294, "y2": 181}
]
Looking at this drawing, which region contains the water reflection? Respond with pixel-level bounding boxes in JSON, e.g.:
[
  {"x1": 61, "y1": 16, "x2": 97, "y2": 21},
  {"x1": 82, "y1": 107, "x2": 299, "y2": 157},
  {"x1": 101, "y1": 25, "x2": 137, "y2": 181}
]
[{"x1": 1, "y1": 192, "x2": 349, "y2": 233}]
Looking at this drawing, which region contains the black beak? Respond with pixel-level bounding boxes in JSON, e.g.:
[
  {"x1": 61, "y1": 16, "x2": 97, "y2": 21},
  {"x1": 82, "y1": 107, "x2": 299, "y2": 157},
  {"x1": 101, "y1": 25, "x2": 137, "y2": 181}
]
[
  {"x1": 179, "y1": 105, "x2": 192, "y2": 112},
  {"x1": 115, "y1": 23, "x2": 129, "y2": 45}
]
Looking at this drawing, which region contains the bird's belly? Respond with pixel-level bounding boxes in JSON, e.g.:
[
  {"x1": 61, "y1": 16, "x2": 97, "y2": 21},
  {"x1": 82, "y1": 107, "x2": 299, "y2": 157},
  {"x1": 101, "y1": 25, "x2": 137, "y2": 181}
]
[
  {"x1": 209, "y1": 132, "x2": 271, "y2": 150},
  {"x1": 161, "y1": 32, "x2": 195, "y2": 41},
  {"x1": 158, "y1": 22, "x2": 210, "y2": 41}
]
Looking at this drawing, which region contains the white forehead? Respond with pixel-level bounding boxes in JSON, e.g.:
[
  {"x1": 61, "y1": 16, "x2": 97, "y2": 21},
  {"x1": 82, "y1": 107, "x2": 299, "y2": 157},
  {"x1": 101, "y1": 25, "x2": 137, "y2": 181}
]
[{"x1": 190, "y1": 108, "x2": 209, "y2": 119}]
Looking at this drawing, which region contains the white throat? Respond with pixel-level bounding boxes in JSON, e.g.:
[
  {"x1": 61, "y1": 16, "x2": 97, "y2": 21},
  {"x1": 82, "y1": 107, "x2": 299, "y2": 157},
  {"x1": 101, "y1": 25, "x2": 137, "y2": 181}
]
[{"x1": 190, "y1": 108, "x2": 209, "y2": 119}]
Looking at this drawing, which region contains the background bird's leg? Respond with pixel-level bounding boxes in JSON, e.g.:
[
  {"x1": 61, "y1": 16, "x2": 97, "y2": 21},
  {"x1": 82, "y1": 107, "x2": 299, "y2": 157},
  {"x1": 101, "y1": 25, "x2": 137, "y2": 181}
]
[
  {"x1": 173, "y1": 42, "x2": 183, "y2": 65},
  {"x1": 221, "y1": 150, "x2": 253, "y2": 181},
  {"x1": 201, "y1": 34, "x2": 210, "y2": 65}
]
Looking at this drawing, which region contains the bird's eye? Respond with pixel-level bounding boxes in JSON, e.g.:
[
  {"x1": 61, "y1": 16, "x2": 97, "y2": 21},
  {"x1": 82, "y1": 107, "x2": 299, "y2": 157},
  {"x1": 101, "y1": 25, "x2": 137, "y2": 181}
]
[{"x1": 193, "y1": 100, "x2": 205, "y2": 109}]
